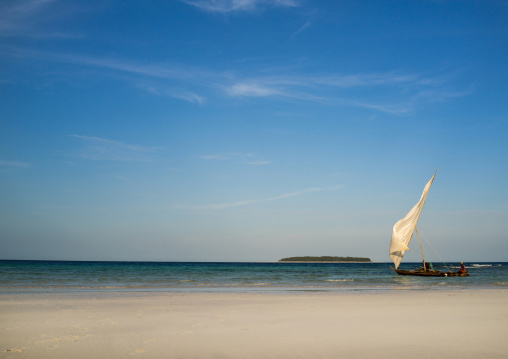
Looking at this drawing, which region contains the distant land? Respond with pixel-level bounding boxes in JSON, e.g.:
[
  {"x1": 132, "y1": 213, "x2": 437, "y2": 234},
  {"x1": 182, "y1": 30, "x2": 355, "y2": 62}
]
[{"x1": 278, "y1": 256, "x2": 371, "y2": 263}]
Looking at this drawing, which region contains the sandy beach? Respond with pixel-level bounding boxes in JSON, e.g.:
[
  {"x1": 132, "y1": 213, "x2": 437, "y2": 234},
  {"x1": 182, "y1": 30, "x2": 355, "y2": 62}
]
[{"x1": 1, "y1": 290, "x2": 507, "y2": 358}]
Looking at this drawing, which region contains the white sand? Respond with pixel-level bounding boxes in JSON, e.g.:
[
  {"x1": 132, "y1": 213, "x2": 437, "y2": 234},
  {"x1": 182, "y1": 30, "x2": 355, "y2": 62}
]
[{"x1": 1, "y1": 290, "x2": 507, "y2": 358}]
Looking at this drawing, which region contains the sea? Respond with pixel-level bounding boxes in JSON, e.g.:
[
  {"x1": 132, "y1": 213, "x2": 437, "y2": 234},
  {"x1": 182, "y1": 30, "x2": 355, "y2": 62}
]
[{"x1": 1, "y1": 260, "x2": 507, "y2": 294}]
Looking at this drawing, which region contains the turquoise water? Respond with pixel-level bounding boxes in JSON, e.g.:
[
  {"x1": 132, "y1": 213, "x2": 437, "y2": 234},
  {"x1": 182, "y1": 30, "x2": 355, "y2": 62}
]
[{"x1": 0, "y1": 260, "x2": 506, "y2": 294}]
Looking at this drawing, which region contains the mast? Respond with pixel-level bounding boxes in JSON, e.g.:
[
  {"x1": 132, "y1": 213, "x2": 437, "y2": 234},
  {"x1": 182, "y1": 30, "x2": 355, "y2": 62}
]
[
  {"x1": 415, "y1": 169, "x2": 437, "y2": 268},
  {"x1": 415, "y1": 226, "x2": 425, "y2": 264}
]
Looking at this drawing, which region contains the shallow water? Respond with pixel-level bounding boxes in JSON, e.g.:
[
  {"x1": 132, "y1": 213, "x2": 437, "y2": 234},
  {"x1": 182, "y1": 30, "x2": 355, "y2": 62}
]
[{"x1": 1, "y1": 260, "x2": 506, "y2": 294}]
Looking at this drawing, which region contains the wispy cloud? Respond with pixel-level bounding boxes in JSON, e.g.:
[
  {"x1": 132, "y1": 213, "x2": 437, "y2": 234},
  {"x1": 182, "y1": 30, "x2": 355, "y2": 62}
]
[
  {"x1": 246, "y1": 160, "x2": 270, "y2": 165},
  {"x1": 0, "y1": 0, "x2": 50, "y2": 35},
  {"x1": 0, "y1": 0, "x2": 82, "y2": 39},
  {"x1": 201, "y1": 152, "x2": 269, "y2": 164},
  {"x1": 0, "y1": 159, "x2": 30, "y2": 171},
  {"x1": 292, "y1": 18, "x2": 314, "y2": 39},
  {"x1": 180, "y1": 0, "x2": 299, "y2": 13},
  {"x1": 226, "y1": 82, "x2": 283, "y2": 97},
  {"x1": 70, "y1": 135, "x2": 160, "y2": 162},
  {"x1": 140, "y1": 84, "x2": 205, "y2": 104},
  {"x1": 222, "y1": 71, "x2": 467, "y2": 114},
  {"x1": 6, "y1": 47, "x2": 468, "y2": 113},
  {"x1": 179, "y1": 186, "x2": 342, "y2": 210},
  {"x1": 171, "y1": 92, "x2": 205, "y2": 105},
  {"x1": 201, "y1": 154, "x2": 230, "y2": 160},
  {"x1": 5, "y1": 48, "x2": 218, "y2": 103},
  {"x1": 43, "y1": 51, "x2": 209, "y2": 81}
]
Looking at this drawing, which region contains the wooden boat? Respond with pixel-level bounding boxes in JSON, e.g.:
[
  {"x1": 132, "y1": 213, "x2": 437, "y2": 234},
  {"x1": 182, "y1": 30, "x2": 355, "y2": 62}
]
[{"x1": 388, "y1": 170, "x2": 470, "y2": 277}]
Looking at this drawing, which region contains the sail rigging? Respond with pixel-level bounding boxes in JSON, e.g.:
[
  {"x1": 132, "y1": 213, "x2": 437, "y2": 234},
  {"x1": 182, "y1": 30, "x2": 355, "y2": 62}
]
[{"x1": 389, "y1": 172, "x2": 436, "y2": 269}]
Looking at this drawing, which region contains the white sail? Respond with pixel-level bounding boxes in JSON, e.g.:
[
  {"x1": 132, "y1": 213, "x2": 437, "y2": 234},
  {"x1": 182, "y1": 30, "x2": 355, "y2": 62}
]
[{"x1": 389, "y1": 172, "x2": 436, "y2": 269}]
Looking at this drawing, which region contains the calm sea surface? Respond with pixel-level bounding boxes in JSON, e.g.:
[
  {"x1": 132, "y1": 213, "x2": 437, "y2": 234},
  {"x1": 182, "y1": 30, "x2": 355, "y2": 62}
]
[{"x1": 1, "y1": 260, "x2": 506, "y2": 294}]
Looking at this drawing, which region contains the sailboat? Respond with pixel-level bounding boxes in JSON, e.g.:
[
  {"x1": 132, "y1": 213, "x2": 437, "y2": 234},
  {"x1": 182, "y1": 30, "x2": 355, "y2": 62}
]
[{"x1": 389, "y1": 170, "x2": 469, "y2": 277}]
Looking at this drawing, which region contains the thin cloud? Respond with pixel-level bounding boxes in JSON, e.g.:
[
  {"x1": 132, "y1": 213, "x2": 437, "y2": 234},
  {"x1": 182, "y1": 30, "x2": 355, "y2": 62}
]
[
  {"x1": 201, "y1": 154, "x2": 230, "y2": 160},
  {"x1": 226, "y1": 82, "x2": 283, "y2": 97},
  {"x1": 181, "y1": 0, "x2": 299, "y2": 13},
  {"x1": 171, "y1": 92, "x2": 205, "y2": 105},
  {"x1": 0, "y1": 0, "x2": 82, "y2": 39},
  {"x1": 4, "y1": 47, "x2": 214, "y2": 82},
  {"x1": 6, "y1": 48, "x2": 468, "y2": 113},
  {"x1": 223, "y1": 71, "x2": 466, "y2": 113},
  {"x1": 201, "y1": 152, "x2": 268, "y2": 164},
  {"x1": 0, "y1": 0, "x2": 53, "y2": 35},
  {"x1": 0, "y1": 160, "x2": 30, "y2": 170},
  {"x1": 71, "y1": 135, "x2": 159, "y2": 162},
  {"x1": 292, "y1": 18, "x2": 314, "y2": 39},
  {"x1": 355, "y1": 102, "x2": 412, "y2": 115},
  {"x1": 55, "y1": 53, "x2": 205, "y2": 81},
  {"x1": 226, "y1": 72, "x2": 428, "y2": 91},
  {"x1": 224, "y1": 80, "x2": 331, "y2": 104},
  {"x1": 180, "y1": 186, "x2": 342, "y2": 210},
  {"x1": 141, "y1": 84, "x2": 205, "y2": 104},
  {"x1": 411, "y1": 87, "x2": 474, "y2": 103},
  {"x1": 247, "y1": 161, "x2": 270, "y2": 165},
  {"x1": 5, "y1": 48, "x2": 219, "y2": 103}
]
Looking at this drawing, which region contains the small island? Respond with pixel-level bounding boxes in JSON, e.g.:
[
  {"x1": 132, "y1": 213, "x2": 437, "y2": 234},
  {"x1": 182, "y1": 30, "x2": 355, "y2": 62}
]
[{"x1": 278, "y1": 256, "x2": 371, "y2": 263}]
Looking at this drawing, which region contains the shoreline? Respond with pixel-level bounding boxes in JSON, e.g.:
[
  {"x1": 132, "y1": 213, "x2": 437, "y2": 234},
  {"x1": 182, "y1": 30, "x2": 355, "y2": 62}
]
[
  {"x1": 2, "y1": 281, "x2": 506, "y2": 296},
  {"x1": 276, "y1": 261, "x2": 372, "y2": 263},
  {"x1": 2, "y1": 289, "x2": 507, "y2": 358},
  {"x1": 1, "y1": 285, "x2": 505, "y2": 296}
]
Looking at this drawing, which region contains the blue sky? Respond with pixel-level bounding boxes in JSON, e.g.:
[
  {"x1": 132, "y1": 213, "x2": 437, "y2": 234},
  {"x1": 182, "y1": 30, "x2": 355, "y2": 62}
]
[{"x1": 1, "y1": 0, "x2": 507, "y2": 262}]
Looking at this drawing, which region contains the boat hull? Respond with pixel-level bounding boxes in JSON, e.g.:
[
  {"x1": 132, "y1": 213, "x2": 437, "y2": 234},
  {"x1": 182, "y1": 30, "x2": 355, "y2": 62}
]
[
  {"x1": 391, "y1": 267, "x2": 470, "y2": 277},
  {"x1": 445, "y1": 272, "x2": 470, "y2": 277}
]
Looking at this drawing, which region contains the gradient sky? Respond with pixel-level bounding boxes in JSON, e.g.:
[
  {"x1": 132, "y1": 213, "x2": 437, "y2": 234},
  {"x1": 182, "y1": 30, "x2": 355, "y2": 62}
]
[{"x1": 1, "y1": 0, "x2": 507, "y2": 262}]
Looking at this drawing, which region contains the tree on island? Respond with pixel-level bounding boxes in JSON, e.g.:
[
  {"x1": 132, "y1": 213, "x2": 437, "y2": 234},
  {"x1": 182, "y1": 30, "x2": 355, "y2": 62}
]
[{"x1": 279, "y1": 256, "x2": 371, "y2": 262}]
